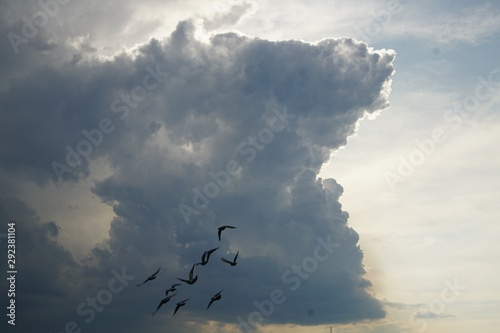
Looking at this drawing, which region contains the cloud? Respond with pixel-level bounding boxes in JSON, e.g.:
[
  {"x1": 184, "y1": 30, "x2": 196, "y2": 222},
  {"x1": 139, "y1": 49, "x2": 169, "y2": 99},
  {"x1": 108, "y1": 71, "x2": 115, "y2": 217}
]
[
  {"x1": 382, "y1": 300, "x2": 426, "y2": 310},
  {"x1": 203, "y1": 2, "x2": 255, "y2": 31},
  {"x1": 0, "y1": 196, "x2": 82, "y2": 332},
  {"x1": 414, "y1": 311, "x2": 455, "y2": 319},
  {"x1": 385, "y1": 2, "x2": 500, "y2": 45},
  {"x1": 413, "y1": 236, "x2": 437, "y2": 249},
  {"x1": 0, "y1": 12, "x2": 395, "y2": 333}
]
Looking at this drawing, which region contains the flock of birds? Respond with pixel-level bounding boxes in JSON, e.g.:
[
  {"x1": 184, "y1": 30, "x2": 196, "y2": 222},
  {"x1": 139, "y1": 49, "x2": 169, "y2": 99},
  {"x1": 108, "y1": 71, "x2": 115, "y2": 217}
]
[{"x1": 137, "y1": 225, "x2": 238, "y2": 317}]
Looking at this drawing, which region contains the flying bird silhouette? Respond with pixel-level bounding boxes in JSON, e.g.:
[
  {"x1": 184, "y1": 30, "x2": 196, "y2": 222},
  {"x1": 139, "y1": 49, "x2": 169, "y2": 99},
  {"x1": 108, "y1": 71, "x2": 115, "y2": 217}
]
[
  {"x1": 177, "y1": 264, "x2": 198, "y2": 285},
  {"x1": 218, "y1": 225, "x2": 236, "y2": 241},
  {"x1": 136, "y1": 267, "x2": 160, "y2": 287},
  {"x1": 173, "y1": 298, "x2": 190, "y2": 316},
  {"x1": 206, "y1": 290, "x2": 223, "y2": 309},
  {"x1": 196, "y1": 247, "x2": 219, "y2": 266},
  {"x1": 165, "y1": 283, "x2": 181, "y2": 296},
  {"x1": 221, "y1": 251, "x2": 239, "y2": 266},
  {"x1": 151, "y1": 292, "x2": 177, "y2": 315}
]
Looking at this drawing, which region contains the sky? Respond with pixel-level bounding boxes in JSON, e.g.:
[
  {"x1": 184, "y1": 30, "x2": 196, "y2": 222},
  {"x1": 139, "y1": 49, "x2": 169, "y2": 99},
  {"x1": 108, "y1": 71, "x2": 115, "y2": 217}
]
[{"x1": 0, "y1": 0, "x2": 499, "y2": 333}]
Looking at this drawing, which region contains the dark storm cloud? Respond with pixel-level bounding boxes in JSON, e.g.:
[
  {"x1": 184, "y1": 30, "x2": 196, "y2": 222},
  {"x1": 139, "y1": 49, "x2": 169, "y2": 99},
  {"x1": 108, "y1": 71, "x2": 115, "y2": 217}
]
[
  {"x1": 90, "y1": 20, "x2": 394, "y2": 331},
  {"x1": 0, "y1": 11, "x2": 395, "y2": 333},
  {"x1": 0, "y1": 197, "x2": 81, "y2": 332}
]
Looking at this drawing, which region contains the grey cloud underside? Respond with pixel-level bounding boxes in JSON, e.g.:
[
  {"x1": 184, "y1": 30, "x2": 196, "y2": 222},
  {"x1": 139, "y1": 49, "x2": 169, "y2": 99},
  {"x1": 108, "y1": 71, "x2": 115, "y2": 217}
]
[
  {"x1": 0, "y1": 19, "x2": 394, "y2": 332},
  {"x1": 0, "y1": 197, "x2": 82, "y2": 332}
]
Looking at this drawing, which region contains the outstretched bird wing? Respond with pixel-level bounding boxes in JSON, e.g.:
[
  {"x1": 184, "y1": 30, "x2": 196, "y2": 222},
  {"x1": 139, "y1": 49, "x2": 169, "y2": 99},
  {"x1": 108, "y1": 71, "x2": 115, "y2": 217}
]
[
  {"x1": 207, "y1": 290, "x2": 223, "y2": 309},
  {"x1": 189, "y1": 264, "x2": 196, "y2": 279},
  {"x1": 152, "y1": 293, "x2": 175, "y2": 315},
  {"x1": 218, "y1": 225, "x2": 236, "y2": 241},
  {"x1": 137, "y1": 267, "x2": 161, "y2": 286},
  {"x1": 152, "y1": 303, "x2": 162, "y2": 315},
  {"x1": 208, "y1": 247, "x2": 219, "y2": 256},
  {"x1": 200, "y1": 250, "x2": 208, "y2": 263},
  {"x1": 221, "y1": 257, "x2": 232, "y2": 264},
  {"x1": 151, "y1": 267, "x2": 161, "y2": 277},
  {"x1": 166, "y1": 283, "x2": 181, "y2": 295},
  {"x1": 173, "y1": 299, "x2": 190, "y2": 316},
  {"x1": 202, "y1": 247, "x2": 219, "y2": 263},
  {"x1": 170, "y1": 283, "x2": 181, "y2": 290}
]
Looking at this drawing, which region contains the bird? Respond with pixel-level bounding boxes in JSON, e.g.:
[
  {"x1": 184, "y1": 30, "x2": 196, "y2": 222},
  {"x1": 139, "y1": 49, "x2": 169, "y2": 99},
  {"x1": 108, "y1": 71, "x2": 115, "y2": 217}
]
[
  {"x1": 177, "y1": 264, "x2": 198, "y2": 285},
  {"x1": 151, "y1": 292, "x2": 177, "y2": 315},
  {"x1": 206, "y1": 290, "x2": 223, "y2": 309},
  {"x1": 196, "y1": 247, "x2": 219, "y2": 266},
  {"x1": 221, "y1": 251, "x2": 239, "y2": 266},
  {"x1": 136, "y1": 267, "x2": 161, "y2": 287},
  {"x1": 173, "y1": 298, "x2": 190, "y2": 316},
  {"x1": 218, "y1": 225, "x2": 236, "y2": 241},
  {"x1": 165, "y1": 283, "x2": 181, "y2": 296}
]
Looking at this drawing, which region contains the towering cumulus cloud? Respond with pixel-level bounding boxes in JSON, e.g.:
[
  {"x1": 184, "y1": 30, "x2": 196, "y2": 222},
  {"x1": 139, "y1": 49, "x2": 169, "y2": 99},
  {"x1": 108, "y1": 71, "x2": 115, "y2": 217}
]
[{"x1": 0, "y1": 20, "x2": 394, "y2": 333}]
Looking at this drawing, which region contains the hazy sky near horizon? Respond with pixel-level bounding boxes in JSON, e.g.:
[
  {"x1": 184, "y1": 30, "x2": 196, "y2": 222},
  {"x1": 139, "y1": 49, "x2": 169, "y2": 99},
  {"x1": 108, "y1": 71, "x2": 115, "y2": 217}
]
[{"x1": 0, "y1": 1, "x2": 499, "y2": 333}]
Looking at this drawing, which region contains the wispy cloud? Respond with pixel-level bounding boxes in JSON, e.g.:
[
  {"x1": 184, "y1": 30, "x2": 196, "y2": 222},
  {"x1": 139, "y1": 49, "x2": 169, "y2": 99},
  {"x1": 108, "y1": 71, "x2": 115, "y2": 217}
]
[
  {"x1": 414, "y1": 311, "x2": 455, "y2": 319},
  {"x1": 386, "y1": 2, "x2": 500, "y2": 44}
]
